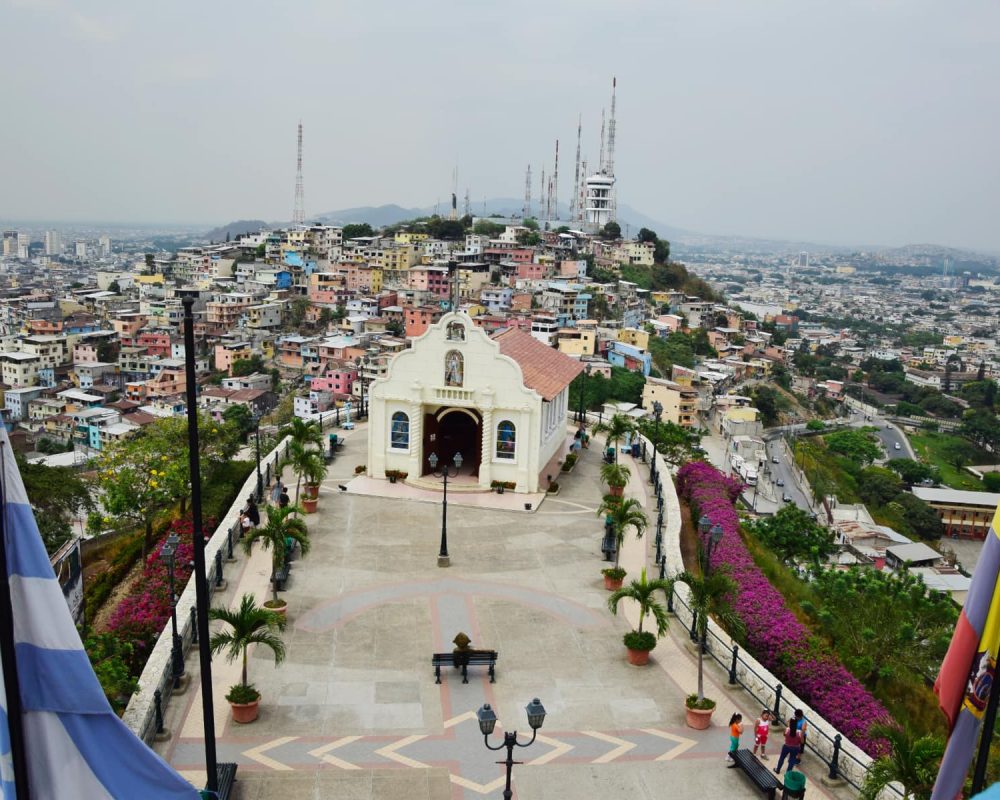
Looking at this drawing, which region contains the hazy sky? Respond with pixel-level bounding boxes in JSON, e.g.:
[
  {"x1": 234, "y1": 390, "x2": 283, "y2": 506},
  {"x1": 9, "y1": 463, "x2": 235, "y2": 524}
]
[{"x1": 3, "y1": 0, "x2": 1000, "y2": 251}]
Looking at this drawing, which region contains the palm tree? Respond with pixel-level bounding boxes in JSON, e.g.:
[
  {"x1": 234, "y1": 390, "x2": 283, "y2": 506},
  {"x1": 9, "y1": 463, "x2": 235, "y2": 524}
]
[
  {"x1": 283, "y1": 417, "x2": 323, "y2": 450},
  {"x1": 859, "y1": 724, "x2": 944, "y2": 800},
  {"x1": 243, "y1": 505, "x2": 310, "y2": 606},
  {"x1": 600, "y1": 462, "x2": 630, "y2": 495},
  {"x1": 673, "y1": 569, "x2": 744, "y2": 702},
  {"x1": 592, "y1": 413, "x2": 636, "y2": 463},
  {"x1": 208, "y1": 592, "x2": 287, "y2": 691},
  {"x1": 287, "y1": 440, "x2": 325, "y2": 502},
  {"x1": 608, "y1": 568, "x2": 673, "y2": 637},
  {"x1": 596, "y1": 496, "x2": 647, "y2": 571}
]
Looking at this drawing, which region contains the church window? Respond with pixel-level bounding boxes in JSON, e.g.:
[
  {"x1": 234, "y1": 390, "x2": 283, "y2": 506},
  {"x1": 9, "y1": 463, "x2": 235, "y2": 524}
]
[
  {"x1": 390, "y1": 412, "x2": 409, "y2": 449},
  {"x1": 444, "y1": 350, "x2": 464, "y2": 386},
  {"x1": 496, "y1": 421, "x2": 516, "y2": 459}
]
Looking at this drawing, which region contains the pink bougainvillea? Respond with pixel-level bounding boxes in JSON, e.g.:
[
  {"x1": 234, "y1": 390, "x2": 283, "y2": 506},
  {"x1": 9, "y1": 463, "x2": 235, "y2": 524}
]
[
  {"x1": 106, "y1": 516, "x2": 208, "y2": 670},
  {"x1": 676, "y1": 461, "x2": 890, "y2": 755}
]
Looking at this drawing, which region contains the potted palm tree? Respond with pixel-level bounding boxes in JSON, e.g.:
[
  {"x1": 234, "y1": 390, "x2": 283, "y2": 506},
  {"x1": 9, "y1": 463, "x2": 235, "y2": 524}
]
[
  {"x1": 600, "y1": 462, "x2": 630, "y2": 498},
  {"x1": 283, "y1": 417, "x2": 323, "y2": 450},
  {"x1": 208, "y1": 593, "x2": 287, "y2": 724},
  {"x1": 301, "y1": 454, "x2": 327, "y2": 513},
  {"x1": 242, "y1": 505, "x2": 310, "y2": 614},
  {"x1": 592, "y1": 413, "x2": 636, "y2": 464},
  {"x1": 596, "y1": 496, "x2": 647, "y2": 590},
  {"x1": 287, "y1": 441, "x2": 325, "y2": 509},
  {"x1": 858, "y1": 724, "x2": 944, "y2": 800},
  {"x1": 674, "y1": 568, "x2": 744, "y2": 729},
  {"x1": 608, "y1": 568, "x2": 673, "y2": 666}
]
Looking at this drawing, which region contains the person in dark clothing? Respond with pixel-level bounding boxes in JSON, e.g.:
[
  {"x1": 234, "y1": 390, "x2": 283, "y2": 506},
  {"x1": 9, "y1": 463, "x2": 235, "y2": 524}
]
[
  {"x1": 278, "y1": 488, "x2": 290, "y2": 508},
  {"x1": 245, "y1": 496, "x2": 260, "y2": 527}
]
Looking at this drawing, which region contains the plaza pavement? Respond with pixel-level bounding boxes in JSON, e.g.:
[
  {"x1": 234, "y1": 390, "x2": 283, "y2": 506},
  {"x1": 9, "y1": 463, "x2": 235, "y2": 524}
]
[{"x1": 156, "y1": 423, "x2": 855, "y2": 799}]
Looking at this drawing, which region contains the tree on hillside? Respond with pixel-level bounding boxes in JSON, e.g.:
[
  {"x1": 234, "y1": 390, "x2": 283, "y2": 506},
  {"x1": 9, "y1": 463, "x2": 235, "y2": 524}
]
[
  {"x1": 859, "y1": 724, "x2": 943, "y2": 800},
  {"x1": 223, "y1": 404, "x2": 255, "y2": 441},
  {"x1": 804, "y1": 568, "x2": 955, "y2": 690},
  {"x1": 857, "y1": 466, "x2": 904, "y2": 507},
  {"x1": 824, "y1": 429, "x2": 882, "y2": 465},
  {"x1": 601, "y1": 221, "x2": 621, "y2": 240},
  {"x1": 342, "y1": 223, "x2": 374, "y2": 239},
  {"x1": 231, "y1": 355, "x2": 265, "y2": 377},
  {"x1": 747, "y1": 505, "x2": 836, "y2": 565},
  {"x1": 886, "y1": 458, "x2": 938, "y2": 487},
  {"x1": 19, "y1": 456, "x2": 93, "y2": 555}
]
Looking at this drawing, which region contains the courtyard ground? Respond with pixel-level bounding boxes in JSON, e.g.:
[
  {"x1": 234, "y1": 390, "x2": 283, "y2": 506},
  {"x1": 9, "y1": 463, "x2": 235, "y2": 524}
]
[{"x1": 155, "y1": 422, "x2": 854, "y2": 799}]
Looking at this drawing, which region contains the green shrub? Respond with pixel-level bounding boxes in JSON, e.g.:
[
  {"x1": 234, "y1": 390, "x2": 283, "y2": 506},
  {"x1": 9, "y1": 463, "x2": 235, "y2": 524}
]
[{"x1": 623, "y1": 630, "x2": 657, "y2": 651}]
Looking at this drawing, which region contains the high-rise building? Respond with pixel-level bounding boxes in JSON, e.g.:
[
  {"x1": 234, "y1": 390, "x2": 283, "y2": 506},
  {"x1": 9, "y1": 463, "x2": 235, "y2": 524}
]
[
  {"x1": 3, "y1": 231, "x2": 18, "y2": 257},
  {"x1": 75, "y1": 240, "x2": 88, "y2": 259},
  {"x1": 45, "y1": 230, "x2": 62, "y2": 256},
  {"x1": 798, "y1": 252, "x2": 809, "y2": 267},
  {"x1": 16, "y1": 233, "x2": 29, "y2": 260},
  {"x1": 99, "y1": 235, "x2": 112, "y2": 256}
]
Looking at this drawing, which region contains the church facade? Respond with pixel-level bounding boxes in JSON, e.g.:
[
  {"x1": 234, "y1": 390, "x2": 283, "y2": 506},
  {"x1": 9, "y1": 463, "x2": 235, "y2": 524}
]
[{"x1": 367, "y1": 312, "x2": 582, "y2": 493}]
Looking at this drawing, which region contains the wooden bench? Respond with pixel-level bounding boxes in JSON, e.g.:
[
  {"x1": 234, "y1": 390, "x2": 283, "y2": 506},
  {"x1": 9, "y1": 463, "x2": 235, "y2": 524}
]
[
  {"x1": 432, "y1": 651, "x2": 498, "y2": 684},
  {"x1": 271, "y1": 562, "x2": 290, "y2": 591},
  {"x1": 200, "y1": 762, "x2": 237, "y2": 799},
  {"x1": 731, "y1": 749, "x2": 781, "y2": 798}
]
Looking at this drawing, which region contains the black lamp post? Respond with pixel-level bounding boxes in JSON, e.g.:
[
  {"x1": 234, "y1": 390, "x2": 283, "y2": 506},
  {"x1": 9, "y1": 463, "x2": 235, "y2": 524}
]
[
  {"x1": 691, "y1": 515, "x2": 711, "y2": 640},
  {"x1": 651, "y1": 400, "x2": 663, "y2": 483},
  {"x1": 699, "y1": 522, "x2": 725, "y2": 652},
  {"x1": 577, "y1": 363, "x2": 591, "y2": 423},
  {"x1": 354, "y1": 355, "x2": 371, "y2": 418},
  {"x1": 160, "y1": 532, "x2": 185, "y2": 688},
  {"x1": 428, "y1": 451, "x2": 462, "y2": 567},
  {"x1": 477, "y1": 699, "x2": 546, "y2": 800},
  {"x1": 253, "y1": 414, "x2": 263, "y2": 503}
]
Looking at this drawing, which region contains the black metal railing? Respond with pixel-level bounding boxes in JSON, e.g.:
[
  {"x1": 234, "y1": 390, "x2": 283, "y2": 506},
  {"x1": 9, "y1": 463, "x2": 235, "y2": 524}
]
[{"x1": 669, "y1": 587, "x2": 897, "y2": 796}]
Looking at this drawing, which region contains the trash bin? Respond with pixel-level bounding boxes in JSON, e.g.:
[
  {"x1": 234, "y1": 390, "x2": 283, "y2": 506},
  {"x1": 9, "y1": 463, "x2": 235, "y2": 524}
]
[
  {"x1": 631, "y1": 442, "x2": 640, "y2": 457},
  {"x1": 781, "y1": 769, "x2": 806, "y2": 798}
]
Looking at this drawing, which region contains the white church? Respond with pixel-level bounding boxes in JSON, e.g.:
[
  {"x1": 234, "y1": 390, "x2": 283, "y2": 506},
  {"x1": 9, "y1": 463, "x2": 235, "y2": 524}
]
[{"x1": 366, "y1": 312, "x2": 583, "y2": 493}]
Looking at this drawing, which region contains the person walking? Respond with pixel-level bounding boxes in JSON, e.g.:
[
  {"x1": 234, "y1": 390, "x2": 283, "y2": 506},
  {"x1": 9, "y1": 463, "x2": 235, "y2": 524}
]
[
  {"x1": 245, "y1": 496, "x2": 260, "y2": 528},
  {"x1": 271, "y1": 478, "x2": 284, "y2": 505},
  {"x1": 278, "y1": 487, "x2": 290, "y2": 508},
  {"x1": 752, "y1": 709, "x2": 771, "y2": 760},
  {"x1": 774, "y1": 717, "x2": 803, "y2": 774},
  {"x1": 792, "y1": 709, "x2": 809, "y2": 765},
  {"x1": 726, "y1": 713, "x2": 743, "y2": 766}
]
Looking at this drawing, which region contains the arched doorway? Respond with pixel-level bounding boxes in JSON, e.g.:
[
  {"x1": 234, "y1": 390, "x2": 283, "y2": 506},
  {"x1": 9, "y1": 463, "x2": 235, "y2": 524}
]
[{"x1": 422, "y1": 407, "x2": 481, "y2": 476}]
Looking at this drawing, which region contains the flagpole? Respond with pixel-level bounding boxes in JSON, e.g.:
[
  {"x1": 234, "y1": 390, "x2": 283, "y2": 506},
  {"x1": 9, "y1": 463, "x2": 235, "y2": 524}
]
[
  {"x1": 183, "y1": 298, "x2": 218, "y2": 795},
  {"x1": 972, "y1": 658, "x2": 1000, "y2": 793},
  {"x1": 0, "y1": 443, "x2": 32, "y2": 800}
]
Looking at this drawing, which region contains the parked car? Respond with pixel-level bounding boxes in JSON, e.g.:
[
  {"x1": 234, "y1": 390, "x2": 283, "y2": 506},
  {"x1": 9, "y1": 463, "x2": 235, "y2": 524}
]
[
  {"x1": 771, "y1": 456, "x2": 779, "y2": 464},
  {"x1": 776, "y1": 478, "x2": 785, "y2": 487},
  {"x1": 894, "y1": 442, "x2": 901, "y2": 450},
  {"x1": 782, "y1": 493, "x2": 793, "y2": 502}
]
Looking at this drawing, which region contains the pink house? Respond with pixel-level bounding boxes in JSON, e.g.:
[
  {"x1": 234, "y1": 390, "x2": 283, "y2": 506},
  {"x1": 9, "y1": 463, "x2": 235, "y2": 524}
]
[
  {"x1": 409, "y1": 267, "x2": 449, "y2": 298},
  {"x1": 516, "y1": 262, "x2": 548, "y2": 281},
  {"x1": 136, "y1": 332, "x2": 172, "y2": 358},
  {"x1": 310, "y1": 368, "x2": 357, "y2": 396}
]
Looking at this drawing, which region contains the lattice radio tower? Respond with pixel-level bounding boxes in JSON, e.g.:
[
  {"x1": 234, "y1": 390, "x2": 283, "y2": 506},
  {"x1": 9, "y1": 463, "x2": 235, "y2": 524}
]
[
  {"x1": 523, "y1": 164, "x2": 532, "y2": 219},
  {"x1": 570, "y1": 115, "x2": 581, "y2": 221},
  {"x1": 292, "y1": 121, "x2": 305, "y2": 226}
]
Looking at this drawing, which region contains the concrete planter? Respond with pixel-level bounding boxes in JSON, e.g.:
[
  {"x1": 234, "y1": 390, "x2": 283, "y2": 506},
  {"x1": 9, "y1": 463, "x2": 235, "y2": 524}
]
[
  {"x1": 302, "y1": 496, "x2": 318, "y2": 514},
  {"x1": 230, "y1": 698, "x2": 260, "y2": 724},
  {"x1": 626, "y1": 647, "x2": 651, "y2": 666},
  {"x1": 685, "y1": 706, "x2": 715, "y2": 730},
  {"x1": 603, "y1": 575, "x2": 624, "y2": 591}
]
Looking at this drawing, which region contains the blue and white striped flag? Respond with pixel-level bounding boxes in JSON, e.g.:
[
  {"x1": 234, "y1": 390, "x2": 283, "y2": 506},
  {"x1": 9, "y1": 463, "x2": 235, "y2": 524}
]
[{"x1": 0, "y1": 430, "x2": 199, "y2": 799}]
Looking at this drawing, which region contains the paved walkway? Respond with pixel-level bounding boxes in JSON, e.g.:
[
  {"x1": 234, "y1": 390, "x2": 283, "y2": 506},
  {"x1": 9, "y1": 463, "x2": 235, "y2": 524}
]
[{"x1": 156, "y1": 424, "x2": 852, "y2": 799}]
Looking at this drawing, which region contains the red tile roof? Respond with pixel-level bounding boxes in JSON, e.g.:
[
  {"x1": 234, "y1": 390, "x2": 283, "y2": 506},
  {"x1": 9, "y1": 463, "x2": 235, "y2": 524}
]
[{"x1": 492, "y1": 328, "x2": 583, "y2": 401}]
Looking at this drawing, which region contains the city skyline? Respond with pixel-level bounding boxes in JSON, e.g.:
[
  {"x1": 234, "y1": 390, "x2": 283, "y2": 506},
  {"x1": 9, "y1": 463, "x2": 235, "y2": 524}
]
[{"x1": 3, "y1": 0, "x2": 1000, "y2": 251}]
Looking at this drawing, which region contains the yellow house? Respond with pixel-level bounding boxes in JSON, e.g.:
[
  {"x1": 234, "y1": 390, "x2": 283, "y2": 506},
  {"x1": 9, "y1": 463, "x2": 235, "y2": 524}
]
[
  {"x1": 557, "y1": 328, "x2": 596, "y2": 356},
  {"x1": 618, "y1": 327, "x2": 650, "y2": 350},
  {"x1": 641, "y1": 377, "x2": 699, "y2": 427},
  {"x1": 395, "y1": 232, "x2": 429, "y2": 245},
  {"x1": 134, "y1": 274, "x2": 165, "y2": 285},
  {"x1": 943, "y1": 335, "x2": 963, "y2": 347},
  {"x1": 461, "y1": 303, "x2": 487, "y2": 317}
]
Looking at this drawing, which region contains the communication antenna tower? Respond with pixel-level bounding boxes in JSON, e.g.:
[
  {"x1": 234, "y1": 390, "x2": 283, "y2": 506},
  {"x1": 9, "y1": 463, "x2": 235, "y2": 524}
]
[
  {"x1": 292, "y1": 121, "x2": 305, "y2": 226},
  {"x1": 524, "y1": 164, "x2": 532, "y2": 219},
  {"x1": 539, "y1": 166, "x2": 545, "y2": 221},
  {"x1": 598, "y1": 109, "x2": 606, "y2": 174},
  {"x1": 606, "y1": 77, "x2": 617, "y2": 179},
  {"x1": 464, "y1": 188, "x2": 471, "y2": 217},
  {"x1": 578, "y1": 158, "x2": 588, "y2": 223},
  {"x1": 571, "y1": 116, "x2": 581, "y2": 222},
  {"x1": 552, "y1": 139, "x2": 559, "y2": 222},
  {"x1": 450, "y1": 167, "x2": 458, "y2": 220}
]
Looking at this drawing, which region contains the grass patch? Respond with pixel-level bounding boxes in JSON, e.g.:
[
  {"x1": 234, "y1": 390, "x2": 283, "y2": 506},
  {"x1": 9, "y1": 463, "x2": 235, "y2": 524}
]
[
  {"x1": 909, "y1": 432, "x2": 990, "y2": 490},
  {"x1": 791, "y1": 438, "x2": 860, "y2": 503}
]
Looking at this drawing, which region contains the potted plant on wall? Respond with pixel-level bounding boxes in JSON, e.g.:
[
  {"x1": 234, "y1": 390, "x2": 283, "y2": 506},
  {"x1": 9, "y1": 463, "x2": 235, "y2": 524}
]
[
  {"x1": 242, "y1": 505, "x2": 310, "y2": 615},
  {"x1": 302, "y1": 455, "x2": 327, "y2": 512},
  {"x1": 385, "y1": 469, "x2": 407, "y2": 484},
  {"x1": 608, "y1": 568, "x2": 673, "y2": 666},
  {"x1": 596, "y1": 496, "x2": 647, "y2": 590},
  {"x1": 209, "y1": 593, "x2": 287, "y2": 724},
  {"x1": 600, "y1": 462, "x2": 630, "y2": 497},
  {"x1": 674, "y1": 568, "x2": 744, "y2": 729}
]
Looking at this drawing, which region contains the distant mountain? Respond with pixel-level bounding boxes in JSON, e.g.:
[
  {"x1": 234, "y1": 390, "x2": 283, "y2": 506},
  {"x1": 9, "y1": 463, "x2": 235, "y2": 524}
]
[{"x1": 203, "y1": 219, "x2": 269, "y2": 242}]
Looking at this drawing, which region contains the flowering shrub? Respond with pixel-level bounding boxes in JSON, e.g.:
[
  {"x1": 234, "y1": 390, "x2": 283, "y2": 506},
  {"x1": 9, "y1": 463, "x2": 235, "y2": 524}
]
[
  {"x1": 106, "y1": 516, "x2": 207, "y2": 675},
  {"x1": 676, "y1": 461, "x2": 890, "y2": 755}
]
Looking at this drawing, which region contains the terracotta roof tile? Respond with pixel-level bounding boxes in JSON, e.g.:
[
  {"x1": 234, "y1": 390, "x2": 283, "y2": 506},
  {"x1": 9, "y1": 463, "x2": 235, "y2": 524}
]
[{"x1": 492, "y1": 328, "x2": 583, "y2": 401}]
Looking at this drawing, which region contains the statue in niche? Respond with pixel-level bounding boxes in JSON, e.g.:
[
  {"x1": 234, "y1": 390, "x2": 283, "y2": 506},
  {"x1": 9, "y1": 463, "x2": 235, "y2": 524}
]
[
  {"x1": 445, "y1": 350, "x2": 464, "y2": 386},
  {"x1": 446, "y1": 321, "x2": 465, "y2": 341}
]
